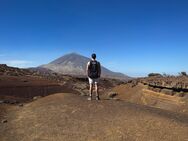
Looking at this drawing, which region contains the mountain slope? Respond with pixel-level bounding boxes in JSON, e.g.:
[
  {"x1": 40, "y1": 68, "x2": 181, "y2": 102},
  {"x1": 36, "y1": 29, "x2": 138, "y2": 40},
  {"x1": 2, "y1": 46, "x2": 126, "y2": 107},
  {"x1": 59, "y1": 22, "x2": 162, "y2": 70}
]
[{"x1": 40, "y1": 53, "x2": 131, "y2": 80}]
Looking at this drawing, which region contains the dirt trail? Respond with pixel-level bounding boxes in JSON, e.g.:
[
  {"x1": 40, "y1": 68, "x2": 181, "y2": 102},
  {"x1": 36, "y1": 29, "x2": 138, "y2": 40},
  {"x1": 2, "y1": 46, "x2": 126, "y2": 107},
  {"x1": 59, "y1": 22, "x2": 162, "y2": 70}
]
[{"x1": 1, "y1": 93, "x2": 188, "y2": 141}]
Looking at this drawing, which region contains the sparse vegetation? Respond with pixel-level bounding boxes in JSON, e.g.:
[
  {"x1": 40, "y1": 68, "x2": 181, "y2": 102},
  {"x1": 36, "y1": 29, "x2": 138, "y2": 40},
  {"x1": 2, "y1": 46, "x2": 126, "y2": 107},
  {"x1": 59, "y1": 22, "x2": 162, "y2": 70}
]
[
  {"x1": 179, "y1": 71, "x2": 187, "y2": 76},
  {"x1": 148, "y1": 73, "x2": 162, "y2": 77}
]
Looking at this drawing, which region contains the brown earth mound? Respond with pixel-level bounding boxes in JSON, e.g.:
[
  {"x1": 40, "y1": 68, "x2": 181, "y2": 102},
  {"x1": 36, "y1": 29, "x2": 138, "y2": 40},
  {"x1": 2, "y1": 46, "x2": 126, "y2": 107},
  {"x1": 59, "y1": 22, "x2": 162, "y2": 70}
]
[
  {"x1": 112, "y1": 83, "x2": 188, "y2": 114},
  {"x1": 0, "y1": 75, "x2": 78, "y2": 102},
  {"x1": 0, "y1": 93, "x2": 188, "y2": 141}
]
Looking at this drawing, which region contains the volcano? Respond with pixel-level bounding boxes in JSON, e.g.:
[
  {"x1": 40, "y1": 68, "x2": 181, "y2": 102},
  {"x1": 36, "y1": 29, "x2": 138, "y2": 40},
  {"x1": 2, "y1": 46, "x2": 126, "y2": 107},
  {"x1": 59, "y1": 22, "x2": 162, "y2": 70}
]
[{"x1": 39, "y1": 53, "x2": 131, "y2": 80}]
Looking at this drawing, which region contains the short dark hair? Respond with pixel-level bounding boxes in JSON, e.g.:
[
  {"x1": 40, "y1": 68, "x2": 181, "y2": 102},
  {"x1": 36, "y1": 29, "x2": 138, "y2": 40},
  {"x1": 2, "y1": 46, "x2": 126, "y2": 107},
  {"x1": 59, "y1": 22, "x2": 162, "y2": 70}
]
[{"x1": 91, "y1": 53, "x2": 96, "y2": 59}]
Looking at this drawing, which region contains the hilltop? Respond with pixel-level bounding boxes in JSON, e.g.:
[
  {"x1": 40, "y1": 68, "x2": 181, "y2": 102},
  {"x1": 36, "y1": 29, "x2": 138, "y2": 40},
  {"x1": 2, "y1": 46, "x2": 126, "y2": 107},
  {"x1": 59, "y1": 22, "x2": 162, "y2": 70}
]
[{"x1": 1, "y1": 93, "x2": 188, "y2": 141}]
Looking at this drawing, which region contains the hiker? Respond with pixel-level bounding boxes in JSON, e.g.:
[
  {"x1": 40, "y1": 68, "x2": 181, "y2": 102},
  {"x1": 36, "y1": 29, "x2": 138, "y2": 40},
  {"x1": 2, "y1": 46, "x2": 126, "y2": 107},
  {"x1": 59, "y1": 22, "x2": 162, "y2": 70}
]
[{"x1": 86, "y1": 53, "x2": 101, "y2": 100}]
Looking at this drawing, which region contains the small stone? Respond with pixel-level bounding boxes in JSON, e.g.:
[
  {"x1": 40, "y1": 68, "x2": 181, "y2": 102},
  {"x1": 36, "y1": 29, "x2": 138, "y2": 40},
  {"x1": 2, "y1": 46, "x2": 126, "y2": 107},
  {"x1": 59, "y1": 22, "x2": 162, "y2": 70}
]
[
  {"x1": 18, "y1": 103, "x2": 23, "y2": 107},
  {"x1": 0, "y1": 100, "x2": 4, "y2": 104},
  {"x1": 3, "y1": 100, "x2": 9, "y2": 104},
  {"x1": 184, "y1": 93, "x2": 188, "y2": 98},
  {"x1": 179, "y1": 92, "x2": 185, "y2": 97},
  {"x1": 161, "y1": 89, "x2": 174, "y2": 96},
  {"x1": 112, "y1": 98, "x2": 120, "y2": 101},
  {"x1": 80, "y1": 93, "x2": 87, "y2": 96},
  {"x1": 153, "y1": 88, "x2": 161, "y2": 92},
  {"x1": 108, "y1": 92, "x2": 118, "y2": 99},
  {"x1": 33, "y1": 96, "x2": 42, "y2": 100},
  {"x1": 10, "y1": 100, "x2": 19, "y2": 104},
  {"x1": 1, "y1": 119, "x2": 7, "y2": 123}
]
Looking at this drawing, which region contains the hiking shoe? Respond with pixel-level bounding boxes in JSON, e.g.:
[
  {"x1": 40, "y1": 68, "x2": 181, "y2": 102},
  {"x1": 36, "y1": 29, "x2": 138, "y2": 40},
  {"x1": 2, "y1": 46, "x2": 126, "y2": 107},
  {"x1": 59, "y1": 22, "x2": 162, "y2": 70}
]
[
  {"x1": 96, "y1": 96, "x2": 100, "y2": 101},
  {"x1": 87, "y1": 96, "x2": 92, "y2": 101}
]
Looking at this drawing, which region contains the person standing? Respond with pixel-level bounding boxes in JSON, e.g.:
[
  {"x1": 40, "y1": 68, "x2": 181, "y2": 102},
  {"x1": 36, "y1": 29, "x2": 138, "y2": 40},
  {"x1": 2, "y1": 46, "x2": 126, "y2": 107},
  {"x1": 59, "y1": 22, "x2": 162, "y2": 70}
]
[{"x1": 86, "y1": 53, "x2": 101, "y2": 100}]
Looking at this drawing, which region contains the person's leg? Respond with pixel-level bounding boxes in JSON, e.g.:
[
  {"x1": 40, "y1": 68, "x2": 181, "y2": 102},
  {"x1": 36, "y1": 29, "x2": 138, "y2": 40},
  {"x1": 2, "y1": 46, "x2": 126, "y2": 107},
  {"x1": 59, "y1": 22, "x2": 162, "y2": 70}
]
[
  {"x1": 89, "y1": 83, "x2": 93, "y2": 97},
  {"x1": 95, "y1": 83, "x2": 100, "y2": 100},
  {"x1": 88, "y1": 78, "x2": 93, "y2": 100}
]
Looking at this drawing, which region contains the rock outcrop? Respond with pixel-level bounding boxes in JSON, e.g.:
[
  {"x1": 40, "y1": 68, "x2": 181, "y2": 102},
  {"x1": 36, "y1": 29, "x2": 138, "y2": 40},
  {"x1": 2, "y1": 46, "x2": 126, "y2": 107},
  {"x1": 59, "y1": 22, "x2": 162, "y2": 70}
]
[{"x1": 128, "y1": 76, "x2": 188, "y2": 97}]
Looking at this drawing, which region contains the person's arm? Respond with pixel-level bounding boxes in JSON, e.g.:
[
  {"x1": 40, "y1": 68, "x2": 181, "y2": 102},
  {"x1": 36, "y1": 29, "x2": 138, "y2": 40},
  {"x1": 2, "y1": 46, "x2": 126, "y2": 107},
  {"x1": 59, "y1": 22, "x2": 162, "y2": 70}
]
[
  {"x1": 86, "y1": 62, "x2": 90, "y2": 77},
  {"x1": 98, "y1": 62, "x2": 101, "y2": 78}
]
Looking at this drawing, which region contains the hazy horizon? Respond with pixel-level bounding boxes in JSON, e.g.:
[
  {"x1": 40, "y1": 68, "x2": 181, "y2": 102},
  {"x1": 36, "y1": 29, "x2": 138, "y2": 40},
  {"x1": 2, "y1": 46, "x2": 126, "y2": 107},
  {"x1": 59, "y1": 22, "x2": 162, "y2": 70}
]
[{"x1": 0, "y1": 0, "x2": 188, "y2": 77}]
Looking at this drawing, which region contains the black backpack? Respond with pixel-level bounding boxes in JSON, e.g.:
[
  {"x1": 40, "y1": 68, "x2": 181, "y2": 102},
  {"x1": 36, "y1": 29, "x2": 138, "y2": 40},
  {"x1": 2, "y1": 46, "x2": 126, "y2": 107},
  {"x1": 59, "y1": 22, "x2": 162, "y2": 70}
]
[{"x1": 88, "y1": 60, "x2": 100, "y2": 79}]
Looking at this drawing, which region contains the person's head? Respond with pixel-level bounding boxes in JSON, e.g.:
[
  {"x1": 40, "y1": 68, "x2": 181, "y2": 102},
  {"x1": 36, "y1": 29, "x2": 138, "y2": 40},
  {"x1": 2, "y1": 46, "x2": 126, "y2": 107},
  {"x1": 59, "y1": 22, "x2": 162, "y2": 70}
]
[{"x1": 91, "y1": 53, "x2": 96, "y2": 60}]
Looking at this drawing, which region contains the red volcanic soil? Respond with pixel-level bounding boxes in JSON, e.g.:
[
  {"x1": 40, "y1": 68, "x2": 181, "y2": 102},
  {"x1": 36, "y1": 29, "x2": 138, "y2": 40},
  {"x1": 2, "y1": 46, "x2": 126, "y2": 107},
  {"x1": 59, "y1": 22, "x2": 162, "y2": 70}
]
[
  {"x1": 0, "y1": 64, "x2": 124, "y2": 103},
  {"x1": 0, "y1": 75, "x2": 78, "y2": 102},
  {"x1": 0, "y1": 74, "x2": 123, "y2": 124},
  {"x1": 0, "y1": 74, "x2": 80, "y2": 124}
]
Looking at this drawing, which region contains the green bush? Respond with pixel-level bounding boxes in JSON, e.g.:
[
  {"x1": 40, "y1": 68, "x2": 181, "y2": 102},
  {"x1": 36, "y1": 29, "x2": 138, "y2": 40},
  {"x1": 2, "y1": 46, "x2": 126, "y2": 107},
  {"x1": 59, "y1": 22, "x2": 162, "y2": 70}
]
[
  {"x1": 148, "y1": 73, "x2": 162, "y2": 77},
  {"x1": 179, "y1": 72, "x2": 187, "y2": 76}
]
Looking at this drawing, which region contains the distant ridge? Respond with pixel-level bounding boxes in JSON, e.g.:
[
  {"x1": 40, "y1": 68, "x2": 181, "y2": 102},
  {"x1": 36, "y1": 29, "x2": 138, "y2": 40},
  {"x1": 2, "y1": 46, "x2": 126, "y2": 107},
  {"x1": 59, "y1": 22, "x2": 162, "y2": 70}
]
[{"x1": 39, "y1": 53, "x2": 131, "y2": 80}]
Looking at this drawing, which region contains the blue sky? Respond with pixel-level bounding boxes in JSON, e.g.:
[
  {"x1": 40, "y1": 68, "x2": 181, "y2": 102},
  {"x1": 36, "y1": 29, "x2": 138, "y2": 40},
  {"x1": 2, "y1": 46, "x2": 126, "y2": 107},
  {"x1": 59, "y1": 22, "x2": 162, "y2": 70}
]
[{"x1": 0, "y1": 0, "x2": 188, "y2": 77}]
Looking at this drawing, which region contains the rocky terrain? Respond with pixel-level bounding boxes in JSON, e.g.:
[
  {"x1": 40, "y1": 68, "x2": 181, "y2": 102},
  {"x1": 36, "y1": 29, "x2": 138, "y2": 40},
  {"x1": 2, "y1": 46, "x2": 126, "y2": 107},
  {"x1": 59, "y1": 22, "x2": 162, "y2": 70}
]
[
  {"x1": 112, "y1": 75, "x2": 188, "y2": 114},
  {"x1": 0, "y1": 64, "x2": 124, "y2": 103},
  {"x1": 139, "y1": 75, "x2": 188, "y2": 97},
  {"x1": 0, "y1": 64, "x2": 188, "y2": 141}
]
